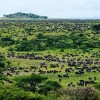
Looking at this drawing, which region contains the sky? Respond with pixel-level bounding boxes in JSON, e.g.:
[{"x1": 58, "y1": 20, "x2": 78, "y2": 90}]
[{"x1": 0, "y1": 0, "x2": 100, "y2": 18}]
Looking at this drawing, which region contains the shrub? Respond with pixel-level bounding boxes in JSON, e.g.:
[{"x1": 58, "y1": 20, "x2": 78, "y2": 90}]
[
  {"x1": 0, "y1": 85, "x2": 38, "y2": 100},
  {"x1": 50, "y1": 63, "x2": 59, "y2": 68},
  {"x1": 57, "y1": 86, "x2": 100, "y2": 100},
  {"x1": 15, "y1": 74, "x2": 47, "y2": 92},
  {"x1": 39, "y1": 81, "x2": 61, "y2": 95},
  {"x1": 94, "y1": 82, "x2": 100, "y2": 90}
]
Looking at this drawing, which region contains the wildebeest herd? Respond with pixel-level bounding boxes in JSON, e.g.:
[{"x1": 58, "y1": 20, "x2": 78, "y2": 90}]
[{"x1": 1, "y1": 50, "x2": 99, "y2": 87}]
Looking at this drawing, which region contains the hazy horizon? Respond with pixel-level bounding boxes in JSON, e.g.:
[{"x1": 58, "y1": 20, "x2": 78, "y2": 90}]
[{"x1": 0, "y1": 0, "x2": 100, "y2": 19}]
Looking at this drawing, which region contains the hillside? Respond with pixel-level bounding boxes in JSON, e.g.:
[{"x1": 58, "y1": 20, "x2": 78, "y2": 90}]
[{"x1": 3, "y1": 12, "x2": 48, "y2": 19}]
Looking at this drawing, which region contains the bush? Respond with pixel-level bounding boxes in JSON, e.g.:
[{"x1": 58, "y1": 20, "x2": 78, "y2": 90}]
[
  {"x1": 94, "y1": 82, "x2": 100, "y2": 90},
  {"x1": 57, "y1": 86, "x2": 100, "y2": 100},
  {"x1": 0, "y1": 85, "x2": 39, "y2": 100},
  {"x1": 50, "y1": 63, "x2": 59, "y2": 68},
  {"x1": 39, "y1": 81, "x2": 61, "y2": 95},
  {"x1": 15, "y1": 74, "x2": 47, "y2": 92}
]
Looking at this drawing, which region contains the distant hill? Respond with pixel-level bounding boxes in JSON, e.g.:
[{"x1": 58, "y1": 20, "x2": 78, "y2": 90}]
[{"x1": 3, "y1": 12, "x2": 48, "y2": 19}]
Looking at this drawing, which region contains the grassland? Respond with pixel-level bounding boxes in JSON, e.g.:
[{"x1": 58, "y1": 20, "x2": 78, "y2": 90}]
[{"x1": 0, "y1": 19, "x2": 100, "y2": 100}]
